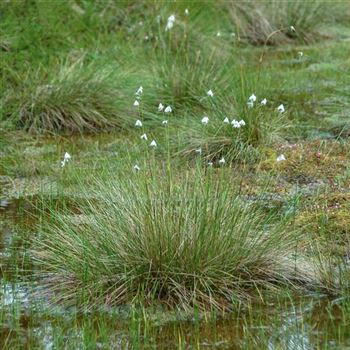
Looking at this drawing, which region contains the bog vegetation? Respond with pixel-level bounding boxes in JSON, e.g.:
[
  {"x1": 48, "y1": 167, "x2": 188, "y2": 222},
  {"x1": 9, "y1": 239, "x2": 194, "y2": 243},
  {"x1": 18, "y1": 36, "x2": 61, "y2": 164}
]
[{"x1": 0, "y1": 0, "x2": 350, "y2": 348}]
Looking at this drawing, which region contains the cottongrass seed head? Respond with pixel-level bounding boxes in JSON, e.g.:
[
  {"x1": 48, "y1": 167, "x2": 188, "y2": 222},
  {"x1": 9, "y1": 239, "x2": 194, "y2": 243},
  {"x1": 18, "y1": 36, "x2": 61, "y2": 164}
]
[
  {"x1": 165, "y1": 14, "x2": 175, "y2": 31},
  {"x1": 249, "y1": 94, "x2": 257, "y2": 102},
  {"x1": 135, "y1": 86, "x2": 143, "y2": 96},
  {"x1": 158, "y1": 103, "x2": 164, "y2": 112},
  {"x1": 277, "y1": 154, "x2": 286, "y2": 162},
  {"x1": 277, "y1": 104, "x2": 285, "y2": 113},
  {"x1": 201, "y1": 116, "x2": 209, "y2": 125},
  {"x1": 150, "y1": 140, "x2": 157, "y2": 147},
  {"x1": 219, "y1": 157, "x2": 226, "y2": 165},
  {"x1": 61, "y1": 152, "x2": 71, "y2": 167}
]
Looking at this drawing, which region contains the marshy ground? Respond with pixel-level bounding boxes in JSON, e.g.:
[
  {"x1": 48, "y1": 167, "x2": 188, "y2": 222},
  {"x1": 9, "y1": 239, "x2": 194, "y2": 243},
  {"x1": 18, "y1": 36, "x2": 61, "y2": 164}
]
[{"x1": 1, "y1": 1, "x2": 350, "y2": 349}]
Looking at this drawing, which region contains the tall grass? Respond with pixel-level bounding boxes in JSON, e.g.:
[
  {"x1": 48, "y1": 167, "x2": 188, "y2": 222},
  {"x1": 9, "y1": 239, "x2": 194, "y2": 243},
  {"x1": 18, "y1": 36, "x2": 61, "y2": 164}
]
[
  {"x1": 33, "y1": 167, "x2": 321, "y2": 311},
  {"x1": 227, "y1": 0, "x2": 347, "y2": 45},
  {"x1": 2, "y1": 0, "x2": 346, "y2": 134},
  {"x1": 1, "y1": 58, "x2": 142, "y2": 133},
  {"x1": 172, "y1": 85, "x2": 287, "y2": 162}
]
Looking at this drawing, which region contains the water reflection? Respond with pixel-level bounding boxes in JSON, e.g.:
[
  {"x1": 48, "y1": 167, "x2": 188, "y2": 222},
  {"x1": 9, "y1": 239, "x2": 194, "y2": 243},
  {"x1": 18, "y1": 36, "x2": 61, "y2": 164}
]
[
  {"x1": 1, "y1": 197, "x2": 350, "y2": 349},
  {"x1": 268, "y1": 305, "x2": 313, "y2": 350},
  {"x1": 1, "y1": 282, "x2": 29, "y2": 307}
]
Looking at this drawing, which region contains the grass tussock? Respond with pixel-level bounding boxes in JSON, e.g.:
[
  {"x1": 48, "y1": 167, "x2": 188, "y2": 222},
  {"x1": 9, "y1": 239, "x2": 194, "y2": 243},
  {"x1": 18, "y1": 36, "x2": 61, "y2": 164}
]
[
  {"x1": 2, "y1": 59, "x2": 136, "y2": 133},
  {"x1": 34, "y1": 170, "x2": 321, "y2": 311},
  {"x1": 2, "y1": 0, "x2": 347, "y2": 135},
  {"x1": 175, "y1": 95, "x2": 287, "y2": 162},
  {"x1": 228, "y1": 0, "x2": 347, "y2": 45}
]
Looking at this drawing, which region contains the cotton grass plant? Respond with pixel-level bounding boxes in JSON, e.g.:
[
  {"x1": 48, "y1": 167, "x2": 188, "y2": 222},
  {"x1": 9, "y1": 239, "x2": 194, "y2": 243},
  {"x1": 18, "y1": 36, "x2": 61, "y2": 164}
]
[
  {"x1": 175, "y1": 91, "x2": 287, "y2": 163},
  {"x1": 149, "y1": 8, "x2": 233, "y2": 112},
  {"x1": 33, "y1": 166, "x2": 321, "y2": 311}
]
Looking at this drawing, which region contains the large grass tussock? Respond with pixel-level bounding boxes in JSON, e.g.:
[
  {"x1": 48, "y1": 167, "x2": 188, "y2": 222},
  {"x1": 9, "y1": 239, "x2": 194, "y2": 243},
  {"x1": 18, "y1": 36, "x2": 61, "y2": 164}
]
[
  {"x1": 3, "y1": 60, "x2": 136, "y2": 133},
  {"x1": 34, "y1": 171, "x2": 321, "y2": 311}
]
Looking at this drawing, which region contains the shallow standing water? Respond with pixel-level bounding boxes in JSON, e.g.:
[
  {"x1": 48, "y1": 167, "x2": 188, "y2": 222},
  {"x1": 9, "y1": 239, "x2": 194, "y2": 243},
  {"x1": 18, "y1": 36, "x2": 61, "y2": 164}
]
[
  {"x1": 1, "y1": 195, "x2": 350, "y2": 349},
  {"x1": 2, "y1": 0, "x2": 350, "y2": 346}
]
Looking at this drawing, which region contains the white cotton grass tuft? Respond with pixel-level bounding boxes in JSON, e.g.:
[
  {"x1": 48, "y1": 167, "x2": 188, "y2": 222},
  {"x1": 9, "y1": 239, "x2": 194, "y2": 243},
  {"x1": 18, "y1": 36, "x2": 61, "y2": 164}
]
[
  {"x1": 195, "y1": 148, "x2": 202, "y2": 155},
  {"x1": 64, "y1": 152, "x2": 71, "y2": 161},
  {"x1": 207, "y1": 89, "x2": 214, "y2": 97},
  {"x1": 185, "y1": 8, "x2": 189, "y2": 15},
  {"x1": 261, "y1": 98, "x2": 267, "y2": 105},
  {"x1": 231, "y1": 119, "x2": 245, "y2": 128},
  {"x1": 249, "y1": 94, "x2": 257, "y2": 102},
  {"x1": 133, "y1": 164, "x2": 140, "y2": 171},
  {"x1": 277, "y1": 104, "x2": 285, "y2": 113},
  {"x1": 231, "y1": 119, "x2": 241, "y2": 128},
  {"x1": 247, "y1": 94, "x2": 257, "y2": 108},
  {"x1": 140, "y1": 133, "x2": 148, "y2": 140},
  {"x1": 223, "y1": 117, "x2": 230, "y2": 124},
  {"x1": 135, "y1": 86, "x2": 143, "y2": 96},
  {"x1": 162, "y1": 120, "x2": 168, "y2": 125},
  {"x1": 276, "y1": 154, "x2": 286, "y2": 162},
  {"x1": 164, "y1": 106, "x2": 172, "y2": 113},
  {"x1": 165, "y1": 14, "x2": 175, "y2": 31},
  {"x1": 158, "y1": 103, "x2": 164, "y2": 112},
  {"x1": 61, "y1": 152, "x2": 71, "y2": 167},
  {"x1": 201, "y1": 116, "x2": 209, "y2": 125},
  {"x1": 219, "y1": 157, "x2": 225, "y2": 165},
  {"x1": 150, "y1": 140, "x2": 157, "y2": 148},
  {"x1": 207, "y1": 161, "x2": 213, "y2": 167},
  {"x1": 290, "y1": 26, "x2": 296, "y2": 32},
  {"x1": 133, "y1": 100, "x2": 140, "y2": 107},
  {"x1": 135, "y1": 120, "x2": 142, "y2": 127}
]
